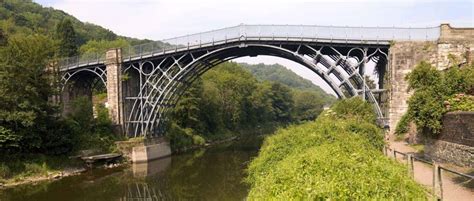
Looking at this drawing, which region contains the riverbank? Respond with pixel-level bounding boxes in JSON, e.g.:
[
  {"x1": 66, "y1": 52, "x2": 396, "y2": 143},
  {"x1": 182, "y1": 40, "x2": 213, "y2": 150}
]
[
  {"x1": 0, "y1": 155, "x2": 85, "y2": 188},
  {"x1": 0, "y1": 132, "x2": 256, "y2": 189}
]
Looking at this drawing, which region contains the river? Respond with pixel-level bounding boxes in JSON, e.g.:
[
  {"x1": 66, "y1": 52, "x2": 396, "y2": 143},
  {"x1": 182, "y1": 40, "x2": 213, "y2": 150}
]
[{"x1": 0, "y1": 136, "x2": 264, "y2": 201}]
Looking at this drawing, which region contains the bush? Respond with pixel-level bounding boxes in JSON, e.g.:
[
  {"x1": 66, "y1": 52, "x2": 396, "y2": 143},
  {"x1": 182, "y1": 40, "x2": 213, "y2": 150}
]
[
  {"x1": 166, "y1": 123, "x2": 205, "y2": 151},
  {"x1": 446, "y1": 94, "x2": 474, "y2": 112},
  {"x1": 0, "y1": 163, "x2": 11, "y2": 179},
  {"x1": 246, "y1": 98, "x2": 426, "y2": 200},
  {"x1": 399, "y1": 61, "x2": 474, "y2": 135},
  {"x1": 395, "y1": 113, "x2": 410, "y2": 135}
]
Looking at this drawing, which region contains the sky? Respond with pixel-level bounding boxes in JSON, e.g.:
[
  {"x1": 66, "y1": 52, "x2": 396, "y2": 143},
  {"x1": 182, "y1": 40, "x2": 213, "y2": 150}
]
[{"x1": 35, "y1": 0, "x2": 473, "y2": 95}]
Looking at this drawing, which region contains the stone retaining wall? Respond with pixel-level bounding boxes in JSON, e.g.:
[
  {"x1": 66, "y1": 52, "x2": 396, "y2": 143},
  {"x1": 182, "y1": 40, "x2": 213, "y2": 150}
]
[
  {"x1": 425, "y1": 139, "x2": 473, "y2": 167},
  {"x1": 424, "y1": 112, "x2": 474, "y2": 167}
]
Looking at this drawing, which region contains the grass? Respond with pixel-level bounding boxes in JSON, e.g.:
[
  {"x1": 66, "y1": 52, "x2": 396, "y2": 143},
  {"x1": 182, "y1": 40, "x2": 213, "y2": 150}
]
[
  {"x1": 246, "y1": 98, "x2": 428, "y2": 200},
  {"x1": 0, "y1": 154, "x2": 83, "y2": 185}
]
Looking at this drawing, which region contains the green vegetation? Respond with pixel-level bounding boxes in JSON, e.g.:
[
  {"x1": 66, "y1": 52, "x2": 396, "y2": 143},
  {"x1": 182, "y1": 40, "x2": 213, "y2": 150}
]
[
  {"x1": 0, "y1": 0, "x2": 148, "y2": 47},
  {"x1": 0, "y1": 34, "x2": 61, "y2": 153},
  {"x1": 55, "y1": 18, "x2": 78, "y2": 57},
  {"x1": 0, "y1": 1, "x2": 126, "y2": 183},
  {"x1": 395, "y1": 61, "x2": 474, "y2": 136},
  {"x1": 446, "y1": 93, "x2": 474, "y2": 111},
  {"x1": 240, "y1": 63, "x2": 333, "y2": 92},
  {"x1": 0, "y1": 154, "x2": 82, "y2": 184},
  {"x1": 167, "y1": 62, "x2": 335, "y2": 150},
  {"x1": 246, "y1": 98, "x2": 427, "y2": 200}
]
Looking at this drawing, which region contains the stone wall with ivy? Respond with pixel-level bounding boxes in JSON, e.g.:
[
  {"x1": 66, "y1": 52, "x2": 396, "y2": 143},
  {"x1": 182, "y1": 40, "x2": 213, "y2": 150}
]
[{"x1": 388, "y1": 24, "x2": 474, "y2": 135}]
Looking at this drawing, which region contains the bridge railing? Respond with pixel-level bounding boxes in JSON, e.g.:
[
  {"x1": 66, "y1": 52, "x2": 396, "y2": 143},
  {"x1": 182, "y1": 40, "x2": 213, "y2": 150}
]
[
  {"x1": 58, "y1": 51, "x2": 106, "y2": 70},
  {"x1": 60, "y1": 24, "x2": 441, "y2": 69}
]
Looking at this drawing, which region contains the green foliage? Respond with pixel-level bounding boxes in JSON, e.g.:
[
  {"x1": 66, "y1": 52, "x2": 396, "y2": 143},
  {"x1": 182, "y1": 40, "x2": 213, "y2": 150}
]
[
  {"x1": 400, "y1": 61, "x2": 474, "y2": 135},
  {"x1": 246, "y1": 98, "x2": 426, "y2": 200},
  {"x1": 269, "y1": 82, "x2": 293, "y2": 123},
  {"x1": 241, "y1": 63, "x2": 336, "y2": 102},
  {"x1": 0, "y1": 34, "x2": 59, "y2": 153},
  {"x1": 65, "y1": 97, "x2": 117, "y2": 153},
  {"x1": 55, "y1": 18, "x2": 78, "y2": 57},
  {"x1": 0, "y1": 0, "x2": 118, "y2": 44},
  {"x1": 79, "y1": 38, "x2": 130, "y2": 54},
  {"x1": 395, "y1": 113, "x2": 411, "y2": 135},
  {"x1": 0, "y1": 28, "x2": 6, "y2": 45},
  {"x1": 331, "y1": 98, "x2": 377, "y2": 123},
  {"x1": 446, "y1": 94, "x2": 474, "y2": 112},
  {"x1": 167, "y1": 123, "x2": 204, "y2": 151},
  {"x1": 0, "y1": 154, "x2": 82, "y2": 183},
  {"x1": 167, "y1": 62, "x2": 335, "y2": 150},
  {"x1": 0, "y1": 0, "x2": 151, "y2": 54}
]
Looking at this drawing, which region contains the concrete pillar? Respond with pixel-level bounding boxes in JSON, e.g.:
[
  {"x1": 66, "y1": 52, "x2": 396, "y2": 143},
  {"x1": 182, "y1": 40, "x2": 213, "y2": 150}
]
[
  {"x1": 131, "y1": 137, "x2": 172, "y2": 163},
  {"x1": 105, "y1": 48, "x2": 124, "y2": 133}
]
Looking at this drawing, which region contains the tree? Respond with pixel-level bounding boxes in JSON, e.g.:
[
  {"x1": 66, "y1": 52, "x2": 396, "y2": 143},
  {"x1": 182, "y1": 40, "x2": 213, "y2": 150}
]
[
  {"x1": 79, "y1": 38, "x2": 130, "y2": 54},
  {"x1": 270, "y1": 82, "x2": 294, "y2": 123},
  {"x1": 292, "y1": 90, "x2": 325, "y2": 121},
  {"x1": 55, "y1": 18, "x2": 78, "y2": 57},
  {"x1": 397, "y1": 61, "x2": 474, "y2": 135},
  {"x1": 0, "y1": 34, "x2": 59, "y2": 153},
  {"x1": 172, "y1": 78, "x2": 205, "y2": 134}
]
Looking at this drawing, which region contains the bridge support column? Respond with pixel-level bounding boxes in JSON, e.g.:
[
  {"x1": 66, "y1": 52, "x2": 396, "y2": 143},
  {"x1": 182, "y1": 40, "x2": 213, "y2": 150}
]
[{"x1": 106, "y1": 48, "x2": 124, "y2": 134}]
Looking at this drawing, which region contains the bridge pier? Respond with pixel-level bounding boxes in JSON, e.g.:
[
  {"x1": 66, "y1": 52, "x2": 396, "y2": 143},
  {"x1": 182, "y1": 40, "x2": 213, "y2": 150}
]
[{"x1": 105, "y1": 48, "x2": 125, "y2": 134}]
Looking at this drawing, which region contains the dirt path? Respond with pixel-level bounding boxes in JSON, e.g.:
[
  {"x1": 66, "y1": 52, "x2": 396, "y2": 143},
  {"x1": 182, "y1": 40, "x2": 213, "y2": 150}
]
[{"x1": 388, "y1": 141, "x2": 473, "y2": 201}]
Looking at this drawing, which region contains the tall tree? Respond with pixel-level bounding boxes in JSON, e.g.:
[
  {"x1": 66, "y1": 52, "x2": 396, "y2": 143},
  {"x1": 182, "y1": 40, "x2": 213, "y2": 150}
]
[
  {"x1": 0, "y1": 34, "x2": 59, "y2": 153},
  {"x1": 269, "y1": 82, "x2": 294, "y2": 123},
  {"x1": 55, "y1": 18, "x2": 78, "y2": 57}
]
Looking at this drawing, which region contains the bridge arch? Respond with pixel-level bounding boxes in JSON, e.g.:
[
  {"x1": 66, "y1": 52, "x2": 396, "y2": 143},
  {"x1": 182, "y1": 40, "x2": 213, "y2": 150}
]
[
  {"x1": 60, "y1": 67, "x2": 107, "y2": 90},
  {"x1": 123, "y1": 42, "x2": 388, "y2": 137},
  {"x1": 60, "y1": 66, "x2": 107, "y2": 117}
]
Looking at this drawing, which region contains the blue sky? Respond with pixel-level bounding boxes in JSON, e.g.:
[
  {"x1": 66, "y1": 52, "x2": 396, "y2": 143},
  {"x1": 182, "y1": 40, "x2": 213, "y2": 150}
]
[{"x1": 34, "y1": 0, "x2": 473, "y2": 94}]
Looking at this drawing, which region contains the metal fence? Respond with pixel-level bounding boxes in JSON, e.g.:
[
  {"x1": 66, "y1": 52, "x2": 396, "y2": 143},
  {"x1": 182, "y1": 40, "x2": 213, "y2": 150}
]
[
  {"x1": 384, "y1": 146, "x2": 473, "y2": 200},
  {"x1": 59, "y1": 24, "x2": 441, "y2": 69}
]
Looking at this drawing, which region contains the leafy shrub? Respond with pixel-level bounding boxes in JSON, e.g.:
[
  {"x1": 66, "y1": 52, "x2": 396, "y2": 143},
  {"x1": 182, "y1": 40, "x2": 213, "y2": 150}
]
[
  {"x1": 331, "y1": 98, "x2": 376, "y2": 123},
  {"x1": 395, "y1": 113, "x2": 411, "y2": 135},
  {"x1": 23, "y1": 162, "x2": 49, "y2": 177},
  {"x1": 446, "y1": 94, "x2": 474, "y2": 112},
  {"x1": 246, "y1": 98, "x2": 426, "y2": 200},
  {"x1": 0, "y1": 163, "x2": 11, "y2": 179},
  {"x1": 399, "y1": 61, "x2": 474, "y2": 135},
  {"x1": 166, "y1": 123, "x2": 198, "y2": 151}
]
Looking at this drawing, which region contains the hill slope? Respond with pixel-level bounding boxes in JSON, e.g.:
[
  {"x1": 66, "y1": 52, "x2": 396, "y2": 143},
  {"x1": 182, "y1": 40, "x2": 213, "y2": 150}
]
[
  {"x1": 240, "y1": 62, "x2": 336, "y2": 98},
  {"x1": 0, "y1": 0, "x2": 148, "y2": 46}
]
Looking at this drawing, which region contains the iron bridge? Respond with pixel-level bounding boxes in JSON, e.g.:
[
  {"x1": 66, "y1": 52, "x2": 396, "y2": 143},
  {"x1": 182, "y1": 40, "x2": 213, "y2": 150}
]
[{"x1": 58, "y1": 24, "x2": 441, "y2": 137}]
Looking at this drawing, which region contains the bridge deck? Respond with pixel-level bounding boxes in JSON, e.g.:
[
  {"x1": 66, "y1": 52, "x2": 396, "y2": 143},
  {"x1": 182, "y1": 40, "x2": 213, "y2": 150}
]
[{"x1": 58, "y1": 24, "x2": 440, "y2": 70}]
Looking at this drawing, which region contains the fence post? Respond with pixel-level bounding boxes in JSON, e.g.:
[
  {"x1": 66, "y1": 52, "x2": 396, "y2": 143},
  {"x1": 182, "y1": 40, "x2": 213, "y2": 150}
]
[
  {"x1": 393, "y1": 149, "x2": 397, "y2": 159},
  {"x1": 433, "y1": 163, "x2": 443, "y2": 200},
  {"x1": 407, "y1": 154, "x2": 414, "y2": 178}
]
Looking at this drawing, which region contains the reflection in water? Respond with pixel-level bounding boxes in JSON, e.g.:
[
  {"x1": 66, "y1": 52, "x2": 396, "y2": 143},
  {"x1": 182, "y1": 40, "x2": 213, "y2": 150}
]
[
  {"x1": 0, "y1": 135, "x2": 264, "y2": 201},
  {"x1": 122, "y1": 183, "x2": 172, "y2": 201},
  {"x1": 132, "y1": 157, "x2": 172, "y2": 178}
]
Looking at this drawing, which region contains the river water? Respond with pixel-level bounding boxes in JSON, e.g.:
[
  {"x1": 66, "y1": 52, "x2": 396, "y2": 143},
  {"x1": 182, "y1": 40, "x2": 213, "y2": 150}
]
[{"x1": 0, "y1": 136, "x2": 264, "y2": 201}]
